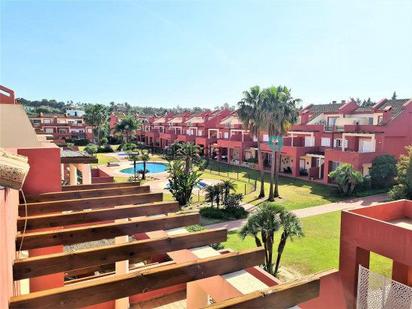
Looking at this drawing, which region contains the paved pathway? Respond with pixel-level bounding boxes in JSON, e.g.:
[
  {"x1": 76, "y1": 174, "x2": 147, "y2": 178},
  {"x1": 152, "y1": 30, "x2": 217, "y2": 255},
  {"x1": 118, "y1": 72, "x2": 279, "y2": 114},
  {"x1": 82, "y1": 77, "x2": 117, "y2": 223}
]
[{"x1": 206, "y1": 193, "x2": 388, "y2": 231}]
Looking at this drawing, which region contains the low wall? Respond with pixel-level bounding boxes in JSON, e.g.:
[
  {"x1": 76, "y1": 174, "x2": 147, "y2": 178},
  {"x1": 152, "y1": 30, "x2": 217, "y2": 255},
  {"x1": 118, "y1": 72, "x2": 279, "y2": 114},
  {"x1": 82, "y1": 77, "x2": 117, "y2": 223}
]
[{"x1": 92, "y1": 167, "x2": 114, "y2": 183}]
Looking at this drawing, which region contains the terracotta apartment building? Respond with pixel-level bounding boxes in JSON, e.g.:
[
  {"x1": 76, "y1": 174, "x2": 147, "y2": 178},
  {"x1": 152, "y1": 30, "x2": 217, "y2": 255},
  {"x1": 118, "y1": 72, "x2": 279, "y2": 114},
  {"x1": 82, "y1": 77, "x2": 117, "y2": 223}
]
[
  {"x1": 29, "y1": 112, "x2": 93, "y2": 142},
  {"x1": 123, "y1": 98, "x2": 412, "y2": 183}
]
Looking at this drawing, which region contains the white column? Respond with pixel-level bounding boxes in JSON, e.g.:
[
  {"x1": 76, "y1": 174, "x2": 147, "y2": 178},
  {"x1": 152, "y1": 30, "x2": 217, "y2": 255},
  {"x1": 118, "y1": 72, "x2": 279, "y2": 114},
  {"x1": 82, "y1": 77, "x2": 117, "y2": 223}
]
[
  {"x1": 115, "y1": 216, "x2": 129, "y2": 309},
  {"x1": 291, "y1": 133, "x2": 294, "y2": 146},
  {"x1": 60, "y1": 164, "x2": 65, "y2": 181},
  {"x1": 80, "y1": 164, "x2": 92, "y2": 185},
  {"x1": 69, "y1": 164, "x2": 78, "y2": 185}
]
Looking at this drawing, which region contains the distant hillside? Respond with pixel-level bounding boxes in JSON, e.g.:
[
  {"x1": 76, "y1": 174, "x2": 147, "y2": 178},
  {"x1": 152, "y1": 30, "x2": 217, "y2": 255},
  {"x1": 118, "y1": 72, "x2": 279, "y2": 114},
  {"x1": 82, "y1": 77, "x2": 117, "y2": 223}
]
[{"x1": 18, "y1": 98, "x2": 234, "y2": 116}]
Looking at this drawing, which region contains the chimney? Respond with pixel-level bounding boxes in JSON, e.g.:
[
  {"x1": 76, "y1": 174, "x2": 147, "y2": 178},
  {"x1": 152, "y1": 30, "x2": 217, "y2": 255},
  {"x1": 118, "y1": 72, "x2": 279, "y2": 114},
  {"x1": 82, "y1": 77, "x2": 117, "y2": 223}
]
[
  {"x1": 332, "y1": 100, "x2": 337, "y2": 104},
  {"x1": 382, "y1": 106, "x2": 392, "y2": 124}
]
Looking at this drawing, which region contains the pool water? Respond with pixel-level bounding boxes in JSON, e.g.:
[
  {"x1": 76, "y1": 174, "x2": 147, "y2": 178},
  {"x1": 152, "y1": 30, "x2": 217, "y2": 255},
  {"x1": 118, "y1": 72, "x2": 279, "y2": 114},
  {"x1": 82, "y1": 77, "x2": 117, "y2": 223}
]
[{"x1": 120, "y1": 162, "x2": 167, "y2": 174}]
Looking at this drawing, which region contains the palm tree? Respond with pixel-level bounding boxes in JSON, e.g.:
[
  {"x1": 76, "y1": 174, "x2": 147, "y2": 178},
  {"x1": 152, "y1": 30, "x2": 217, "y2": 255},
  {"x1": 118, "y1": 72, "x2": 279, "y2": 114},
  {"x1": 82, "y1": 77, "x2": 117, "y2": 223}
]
[
  {"x1": 274, "y1": 211, "x2": 304, "y2": 275},
  {"x1": 205, "y1": 185, "x2": 217, "y2": 207},
  {"x1": 115, "y1": 115, "x2": 140, "y2": 143},
  {"x1": 127, "y1": 151, "x2": 140, "y2": 181},
  {"x1": 239, "y1": 202, "x2": 282, "y2": 274},
  {"x1": 84, "y1": 104, "x2": 108, "y2": 144},
  {"x1": 177, "y1": 142, "x2": 201, "y2": 174},
  {"x1": 221, "y1": 179, "x2": 236, "y2": 201},
  {"x1": 262, "y1": 86, "x2": 299, "y2": 201},
  {"x1": 139, "y1": 149, "x2": 150, "y2": 180},
  {"x1": 238, "y1": 86, "x2": 266, "y2": 199}
]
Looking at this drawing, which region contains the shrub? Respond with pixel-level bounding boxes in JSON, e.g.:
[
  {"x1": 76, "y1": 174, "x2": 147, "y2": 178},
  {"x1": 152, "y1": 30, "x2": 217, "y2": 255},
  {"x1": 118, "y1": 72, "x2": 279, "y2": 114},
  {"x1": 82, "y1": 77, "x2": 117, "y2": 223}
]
[
  {"x1": 99, "y1": 137, "x2": 108, "y2": 146},
  {"x1": 224, "y1": 193, "x2": 243, "y2": 208},
  {"x1": 210, "y1": 243, "x2": 224, "y2": 250},
  {"x1": 84, "y1": 143, "x2": 98, "y2": 155},
  {"x1": 370, "y1": 155, "x2": 397, "y2": 189},
  {"x1": 97, "y1": 144, "x2": 114, "y2": 153},
  {"x1": 224, "y1": 205, "x2": 248, "y2": 219},
  {"x1": 390, "y1": 146, "x2": 412, "y2": 200},
  {"x1": 120, "y1": 142, "x2": 138, "y2": 151},
  {"x1": 329, "y1": 164, "x2": 363, "y2": 196},
  {"x1": 200, "y1": 204, "x2": 248, "y2": 220},
  {"x1": 200, "y1": 206, "x2": 227, "y2": 219},
  {"x1": 69, "y1": 138, "x2": 90, "y2": 146}
]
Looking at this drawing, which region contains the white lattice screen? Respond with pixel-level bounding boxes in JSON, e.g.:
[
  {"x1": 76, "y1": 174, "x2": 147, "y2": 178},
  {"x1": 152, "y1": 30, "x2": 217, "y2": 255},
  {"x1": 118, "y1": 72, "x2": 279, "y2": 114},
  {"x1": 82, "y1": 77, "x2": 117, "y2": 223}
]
[{"x1": 357, "y1": 265, "x2": 412, "y2": 309}]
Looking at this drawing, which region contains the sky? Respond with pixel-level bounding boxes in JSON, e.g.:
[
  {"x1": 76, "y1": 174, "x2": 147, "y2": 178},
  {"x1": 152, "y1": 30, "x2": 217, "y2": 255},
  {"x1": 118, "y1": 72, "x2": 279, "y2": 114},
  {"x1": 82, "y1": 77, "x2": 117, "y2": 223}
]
[{"x1": 1, "y1": 0, "x2": 411, "y2": 108}]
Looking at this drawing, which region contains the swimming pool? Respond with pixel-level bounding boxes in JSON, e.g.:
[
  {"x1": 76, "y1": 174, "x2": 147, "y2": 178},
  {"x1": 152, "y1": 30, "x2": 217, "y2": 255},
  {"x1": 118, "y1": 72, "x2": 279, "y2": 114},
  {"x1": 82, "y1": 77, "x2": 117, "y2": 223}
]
[{"x1": 120, "y1": 162, "x2": 167, "y2": 174}]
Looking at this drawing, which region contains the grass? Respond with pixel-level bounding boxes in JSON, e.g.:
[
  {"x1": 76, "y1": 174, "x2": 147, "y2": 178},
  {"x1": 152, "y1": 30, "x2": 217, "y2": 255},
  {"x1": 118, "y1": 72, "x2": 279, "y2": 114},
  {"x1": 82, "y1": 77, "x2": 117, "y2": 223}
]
[
  {"x1": 95, "y1": 153, "x2": 119, "y2": 165},
  {"x1": 206, "y1": 160, "x2": 341, "y2": 210},
  {"x1": 221, "y1": 211, "x2": 392, "y2": 277}
]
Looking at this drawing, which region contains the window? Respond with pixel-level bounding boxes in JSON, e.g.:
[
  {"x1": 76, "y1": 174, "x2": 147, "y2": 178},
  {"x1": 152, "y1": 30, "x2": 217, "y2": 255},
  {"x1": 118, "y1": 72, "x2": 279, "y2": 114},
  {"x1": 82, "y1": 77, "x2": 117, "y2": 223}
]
[
  {"x1": 321, "y1": 137, "x2": 331, "y2": 147},
  {"x1": 304, "y1": 136, "x2": 315, "y2": 147},
  {"x1": 334, "y1": 138, "x2": 348, "y2": 148},
  {"x1": 368, "y1": 117, "x2": 373, "y2": 125},
  {"x1": 43, "y1": 119, "x2": 51, "y2": 124},
  {"x1": 262, "y1": 134, "x2": 269, "y2": 142},
  {"x1": 224, "y1": 132, "x2": 229, "y2": 139}
]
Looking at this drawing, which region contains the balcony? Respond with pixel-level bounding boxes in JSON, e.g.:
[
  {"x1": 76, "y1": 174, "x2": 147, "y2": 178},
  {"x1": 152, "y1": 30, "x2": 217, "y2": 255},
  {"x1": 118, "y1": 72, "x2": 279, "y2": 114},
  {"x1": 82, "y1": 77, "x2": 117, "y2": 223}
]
[
  {"x1": 145, "y1": 129, "x2": 160, "y2": 138},
  {"x1": 217, "y1": 135, "x2": 256, "y2": 148},
  {"x1": 159, "y1": 130, "x2": 176, "y2": 140},
  {"x1": 176, "y1": 134, "x2": 196, "y2": 142},
  {"x1": 325, "y1": 148, "x2": 380, "y2": 169}
]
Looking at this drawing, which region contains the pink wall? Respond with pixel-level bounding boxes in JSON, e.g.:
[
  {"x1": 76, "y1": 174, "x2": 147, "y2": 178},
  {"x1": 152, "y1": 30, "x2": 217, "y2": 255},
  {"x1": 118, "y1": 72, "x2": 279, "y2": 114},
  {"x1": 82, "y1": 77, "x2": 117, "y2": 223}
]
[
  {"x1": 0, "y1": 186, "x2": 19, "y2": 309},
  {"x1": 17, "y1": 144, "x2": 64, "y2": 292}
]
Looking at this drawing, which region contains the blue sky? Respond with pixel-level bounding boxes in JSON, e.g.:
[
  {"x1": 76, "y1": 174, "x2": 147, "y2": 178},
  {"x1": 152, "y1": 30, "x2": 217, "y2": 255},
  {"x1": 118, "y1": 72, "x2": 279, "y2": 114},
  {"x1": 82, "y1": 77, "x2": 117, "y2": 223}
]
[{"x1": 1, "y1": 0, "x2": 411, "y2": 108}]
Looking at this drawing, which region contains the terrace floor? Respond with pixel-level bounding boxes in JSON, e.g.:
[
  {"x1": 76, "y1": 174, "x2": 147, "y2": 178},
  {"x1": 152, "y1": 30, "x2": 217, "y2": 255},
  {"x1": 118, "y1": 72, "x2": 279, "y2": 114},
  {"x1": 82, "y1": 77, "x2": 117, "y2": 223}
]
[{"x1": 131, "y1": 291, "x2": 186, "y2": 309}]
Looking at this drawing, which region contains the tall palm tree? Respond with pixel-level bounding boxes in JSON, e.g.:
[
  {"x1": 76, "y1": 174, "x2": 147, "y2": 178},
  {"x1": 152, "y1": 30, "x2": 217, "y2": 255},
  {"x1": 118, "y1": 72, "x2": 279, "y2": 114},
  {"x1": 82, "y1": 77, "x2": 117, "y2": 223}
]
[
  {"x1": 115, "y1": 115, "x2": 140, "y2": 143},
  {"x1": 238, "y1": 86, "x2": 266, "y2": 198},
  {"x1": 139, "y1": 149, "x2": 150, "y2": 180},
  {"x1": 274, "y1": 211, "x2": 304, "y2": 275},
  {"x1": 84, "y1": 104, "x2": 108, "y2": 144},
  {"x1": 262, "y1": 86, "x2": 299, "y2": 201},
  {"x1": 239, "y1": 202, "x2": 282, "y2": 274}
]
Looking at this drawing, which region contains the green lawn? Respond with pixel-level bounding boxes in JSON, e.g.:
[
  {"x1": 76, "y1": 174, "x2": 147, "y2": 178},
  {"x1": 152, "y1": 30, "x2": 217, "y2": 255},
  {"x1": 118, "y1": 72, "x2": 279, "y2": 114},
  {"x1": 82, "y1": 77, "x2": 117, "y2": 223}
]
[
  {"x1": 206, "y1": 160, "x2": 341, "y2": 210},
  {"x1": 222, "y1": 211, "x2": 392, "y2": 277}
]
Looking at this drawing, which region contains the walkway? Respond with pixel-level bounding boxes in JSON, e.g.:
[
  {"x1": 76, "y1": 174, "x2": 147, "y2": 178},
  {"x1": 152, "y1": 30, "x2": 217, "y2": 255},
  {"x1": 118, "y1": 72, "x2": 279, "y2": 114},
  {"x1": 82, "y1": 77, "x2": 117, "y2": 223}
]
[{"x1": 205, "y1": 193, "x2": 388, "y2": 231}]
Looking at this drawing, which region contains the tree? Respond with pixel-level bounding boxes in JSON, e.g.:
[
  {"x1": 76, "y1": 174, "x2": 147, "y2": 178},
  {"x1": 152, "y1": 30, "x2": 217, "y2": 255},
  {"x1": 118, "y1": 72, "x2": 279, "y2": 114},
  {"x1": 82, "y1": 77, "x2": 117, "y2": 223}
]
[
  {"x1": 262, "y1": 86, "x2": 299, "y2": 201},
  {"x1": 389, "y1": 146, "x2": 412, "y2": 200},
  {"x1": 205, "y1": 185, "x2": 219, "y2": 207},
  {"x1": 139, "y1": 149, "x2": 150, "y2": 180},
  {"x1": 239, "y1": 202, "x2": 282, "y2": 274},
  {"x1": 392, "y1": 91, "x2": 397, "y2": 100},
  {"x1": 164, "y1": 142, "x2": 205, "y2": 173},
  {"x1": 329, "y1": 164, "x2": 363, "y2": 196},
  {"x1": 84, "y1": 104, "x2": 108, "y2": 144},
  {"x1": 238, "y1": 86, "x2": 266, "y2": 198},
  {"x1": 274, "y1": 210, "x2": 304, "y2": 275},
  {"x1": 221, "y1": 179, "x2": 236, "y2": 201},
  {"x1": 370, "y1": 155, "x2": 397, "y2": 188},
  {"x1": 115, "y1": 115, "x2": 140, "y2": 143},
  {"x1": 127, "y1": 151, "x2": 140, "y2": 181},
  {"x1": 167, "y1": 160, "x2": 202, "y2": 207}
]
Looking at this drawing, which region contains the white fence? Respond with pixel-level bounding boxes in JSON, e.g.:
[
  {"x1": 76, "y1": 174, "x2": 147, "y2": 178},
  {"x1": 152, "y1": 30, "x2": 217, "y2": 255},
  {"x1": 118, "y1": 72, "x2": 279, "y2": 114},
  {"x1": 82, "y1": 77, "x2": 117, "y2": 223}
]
[{"x1": 357, "y1": 265, "x2": 412, "y2": 309}]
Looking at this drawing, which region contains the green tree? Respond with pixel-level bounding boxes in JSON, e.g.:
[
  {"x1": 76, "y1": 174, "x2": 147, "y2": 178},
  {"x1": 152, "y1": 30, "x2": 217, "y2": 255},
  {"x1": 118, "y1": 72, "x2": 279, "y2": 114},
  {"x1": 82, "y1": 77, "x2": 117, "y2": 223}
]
[
  {"x1": 115, "y1": 115, "x2": 140, "y2": 143},
  {"x1": 205, "y1": 184, "x2": 221, "y2": 207},
  {"x1": 84, "y1": 104, "x2": 108, "y2": 144},
  {"x1": 164, "y1": 142, "x2": 205, "y2": 173},
  {"x1": 389, "y1": 146, "x2": 412, "y2": 200},
  {"x1": 329, "y1": 164, "x2": 363, "y2": 196},
  {"x1": 370, "y1": 155, "x2": 397, "y2": 188},
  {"x1": 221, "y1": 179, "x2": 236, "y2": 201},
  {"x1": 262, "y1": 86, "x2": 299, "y2": 201},
  {"x1": 127, "y1": 151, "x2": 140, "y2": 181},
  {"x1": 139, "y1": 149, "x2": 150, "y2": 180},
  {"x1": 167, "y1": 160, "x2": 202, "y2": 207},
  {"x1": 274, "y1": 210, "x2": 304, "y2": 275},
  {"x1": 239, "y1": 202, "x2": 282, "y2": 274},
  {"x1": 391, "y1": 91, "x2": 397, "y2": 100},
  {"x1": 238, "y1": 86, "x2": 266, "y2": 198}
]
